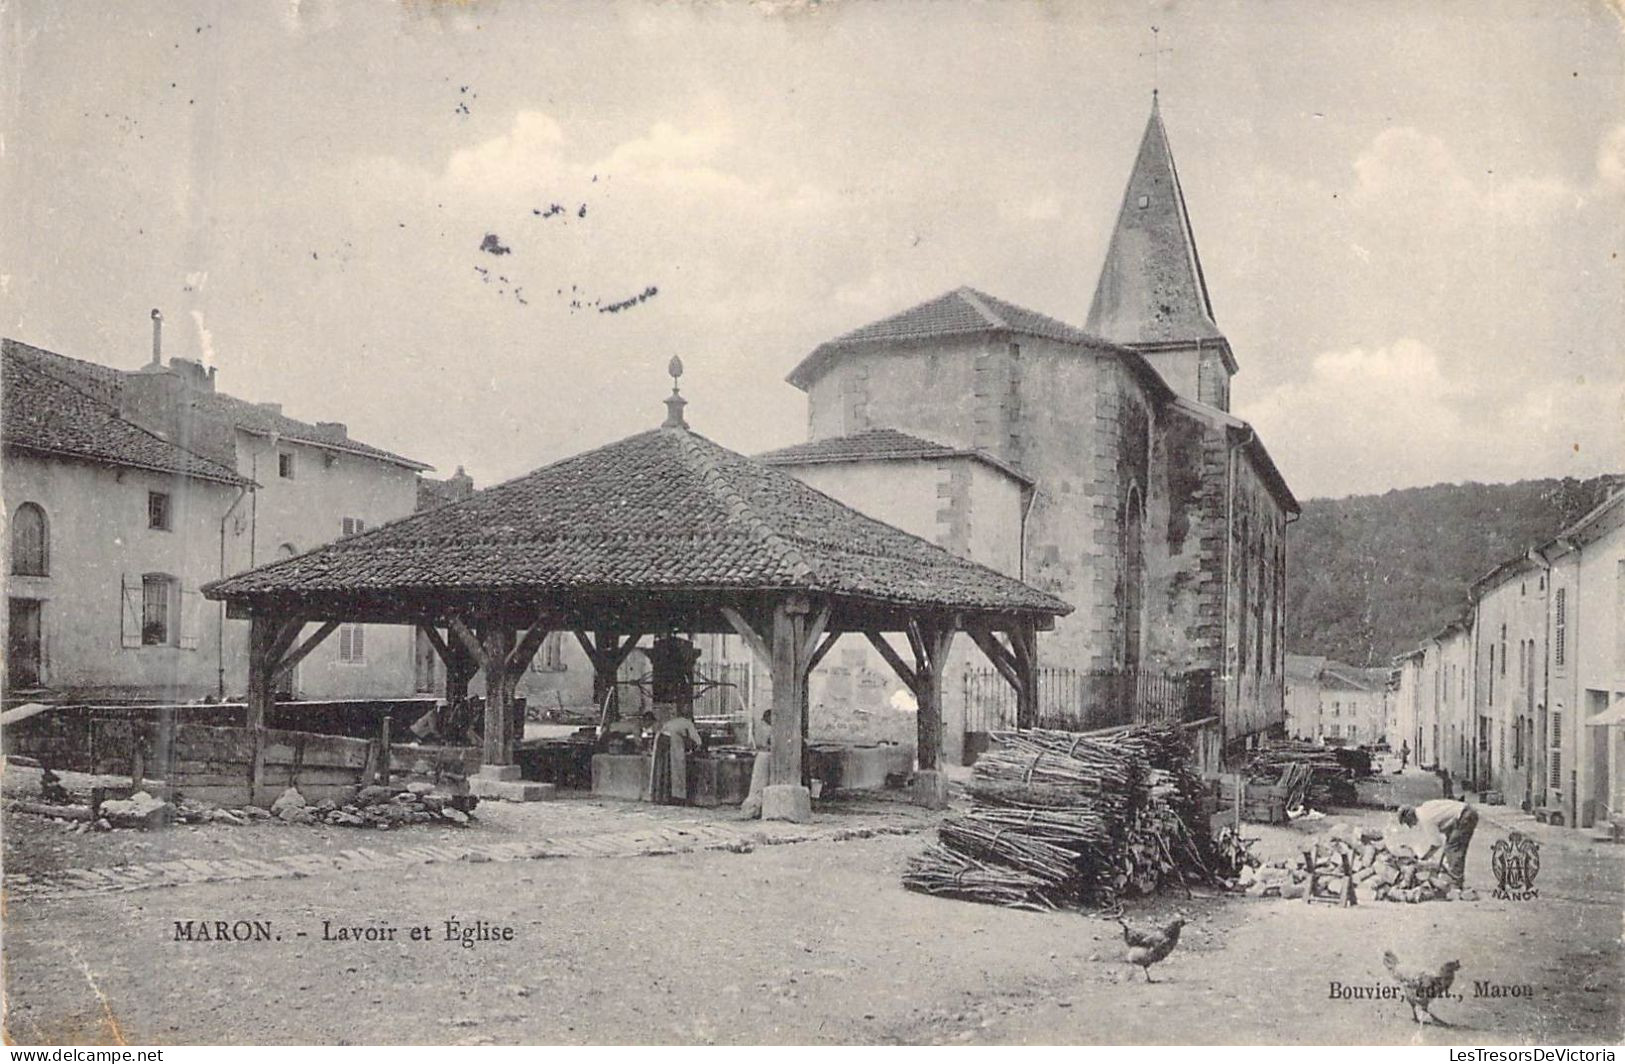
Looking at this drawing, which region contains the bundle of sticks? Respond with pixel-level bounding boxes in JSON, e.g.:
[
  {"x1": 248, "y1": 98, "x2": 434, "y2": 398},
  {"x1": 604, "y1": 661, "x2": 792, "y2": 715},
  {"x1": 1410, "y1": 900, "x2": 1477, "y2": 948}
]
[
  {"x1": 903, "y1": 725, "x2": 1215, "y2": 909},
  {"x1": 1247, "y1": 741, "x2": 1360, "y2": 807}
]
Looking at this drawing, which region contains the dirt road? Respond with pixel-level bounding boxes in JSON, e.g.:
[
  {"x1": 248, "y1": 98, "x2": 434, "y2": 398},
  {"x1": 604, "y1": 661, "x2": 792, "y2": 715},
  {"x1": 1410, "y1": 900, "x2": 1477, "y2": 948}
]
[{"x1": 3, "y1": 783, "x2": 1619, "y2": 1044}]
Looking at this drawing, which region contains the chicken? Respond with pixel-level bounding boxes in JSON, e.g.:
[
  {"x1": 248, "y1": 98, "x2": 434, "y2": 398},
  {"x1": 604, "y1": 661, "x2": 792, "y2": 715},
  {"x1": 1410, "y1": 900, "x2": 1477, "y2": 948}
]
[
  {"x1": 1117, "y1": 916, "x2": 1185, "y2": 982},
  {"x1": 1382, "y1": 949, "x2": 1462, "y2": 1025}
]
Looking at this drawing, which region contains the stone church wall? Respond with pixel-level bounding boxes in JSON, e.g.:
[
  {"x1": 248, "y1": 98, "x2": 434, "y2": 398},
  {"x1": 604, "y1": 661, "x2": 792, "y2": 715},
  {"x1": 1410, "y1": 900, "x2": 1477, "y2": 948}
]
[{"x1": 1222, "y1": 448, "x2": 1290, "y2": 740}]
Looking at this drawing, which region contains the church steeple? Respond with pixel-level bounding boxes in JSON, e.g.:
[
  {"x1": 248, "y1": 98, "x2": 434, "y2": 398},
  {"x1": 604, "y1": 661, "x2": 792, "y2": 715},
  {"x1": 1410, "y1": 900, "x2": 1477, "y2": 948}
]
[{"x1": 1086, "y1": 96, "x2": 1237, "y2": 409}]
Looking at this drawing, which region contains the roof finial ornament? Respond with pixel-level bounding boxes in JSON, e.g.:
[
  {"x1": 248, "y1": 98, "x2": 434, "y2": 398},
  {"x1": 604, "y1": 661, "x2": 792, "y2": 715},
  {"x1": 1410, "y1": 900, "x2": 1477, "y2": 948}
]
[{"x1": 662, "y1": 355, "x2": 688, "y2": 429}]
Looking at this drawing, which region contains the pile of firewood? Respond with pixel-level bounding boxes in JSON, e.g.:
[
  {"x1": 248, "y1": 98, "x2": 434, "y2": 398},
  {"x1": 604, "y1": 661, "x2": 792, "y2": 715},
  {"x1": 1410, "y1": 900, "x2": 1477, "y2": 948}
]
[
  {"x1": 1236, "y1": 822, "x2": 1479, "y2": 903},
  {"x1": 260, "y1": 783, "x2": 480, "y2": 828},
  {"x1": 1246, "y1": 741, "x2": 1363, "y2": 808},
  {"x1": 902, "y1": 726, "x2": 1215, "y2": 910}
]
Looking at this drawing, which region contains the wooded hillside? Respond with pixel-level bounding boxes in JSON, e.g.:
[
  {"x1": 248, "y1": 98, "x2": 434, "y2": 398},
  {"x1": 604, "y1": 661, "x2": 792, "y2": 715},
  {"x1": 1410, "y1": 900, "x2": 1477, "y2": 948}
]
[{"x1": 1285, "y1": 475, "x2": 1622, "y2": 667}]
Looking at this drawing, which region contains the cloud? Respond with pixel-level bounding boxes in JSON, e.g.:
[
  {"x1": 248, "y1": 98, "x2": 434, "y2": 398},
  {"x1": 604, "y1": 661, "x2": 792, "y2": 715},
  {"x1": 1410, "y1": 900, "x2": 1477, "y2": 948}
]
[
  {"x1": 444, "y1": 111, "x2": 570, "y2": 194},
  {"x1": 1238, "y1": 338, "x2": 1623, "y2": 499},
  {"x1": 1350, "y1": 127, "x2": 1576, "y2": 225}
]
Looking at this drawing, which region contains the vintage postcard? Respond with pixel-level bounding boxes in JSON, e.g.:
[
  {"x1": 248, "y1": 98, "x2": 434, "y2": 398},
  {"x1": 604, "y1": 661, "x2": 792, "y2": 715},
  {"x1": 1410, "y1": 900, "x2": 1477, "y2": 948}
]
[{"x1": 2, "y1": 0, "x2": 1621, "y2": 1050}]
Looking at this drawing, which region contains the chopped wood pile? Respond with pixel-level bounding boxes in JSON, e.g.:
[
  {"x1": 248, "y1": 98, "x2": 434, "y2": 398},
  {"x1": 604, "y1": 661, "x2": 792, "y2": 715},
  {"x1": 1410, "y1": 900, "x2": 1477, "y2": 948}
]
[
  {"x1": 902, "y1": 726, "x2": 1215, "y2": 911},
  {"x1": 1237, "y1": 823, "x2": 1480, "y2": 903},
  {"x1": 260, "y1": 783, "x2": 479, "y2": 828},
  {"x1": 1246, "y1": 741, "x2": 1366, "y2": 808}
]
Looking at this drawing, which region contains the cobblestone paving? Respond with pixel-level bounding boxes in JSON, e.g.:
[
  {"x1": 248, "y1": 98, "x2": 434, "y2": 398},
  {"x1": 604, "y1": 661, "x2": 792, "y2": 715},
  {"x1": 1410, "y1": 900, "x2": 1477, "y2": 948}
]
[{"x1": 2, "y1": 816, "x2": 923, "y2": 902}]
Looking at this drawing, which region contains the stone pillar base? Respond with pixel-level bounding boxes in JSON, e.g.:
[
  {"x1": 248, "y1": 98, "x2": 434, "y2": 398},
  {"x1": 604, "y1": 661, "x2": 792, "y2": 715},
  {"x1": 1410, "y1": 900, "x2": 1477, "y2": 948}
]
[
  {"x1": 911, "y1": 769, "x2": 949, "y2": 810},
  {"x1": 475, "y1": 763, "x2": 523, "y2": 782},
  {"x1": 468, "y1": 777, "x2": 556, "y2": 802},
  {"x1": 761, "y1": 784, "x2": 812, "y2": 823}
]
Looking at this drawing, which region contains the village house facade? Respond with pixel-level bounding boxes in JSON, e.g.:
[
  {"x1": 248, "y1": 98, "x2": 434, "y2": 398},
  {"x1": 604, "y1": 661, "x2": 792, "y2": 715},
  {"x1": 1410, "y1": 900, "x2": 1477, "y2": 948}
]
[
  {"x1": 1284, "y1": 654, "x2": 1392, "y2": 747},
  {"x1": 744, "y1": 98, "x2": 1297, "y2": 768},
  {"x1": 1395, "y1": 491, "x2": 1624, "y2": 833},
  {"x1": 3, "y1": 330, "x2": 430, "y2": 703}
]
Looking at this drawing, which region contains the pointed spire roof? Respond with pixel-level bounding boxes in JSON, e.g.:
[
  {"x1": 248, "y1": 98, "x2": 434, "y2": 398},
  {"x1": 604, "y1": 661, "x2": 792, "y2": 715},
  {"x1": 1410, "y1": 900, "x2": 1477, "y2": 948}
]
[{"x1": 1086, "y1": 97, "x2": 1229, "y2": 354}]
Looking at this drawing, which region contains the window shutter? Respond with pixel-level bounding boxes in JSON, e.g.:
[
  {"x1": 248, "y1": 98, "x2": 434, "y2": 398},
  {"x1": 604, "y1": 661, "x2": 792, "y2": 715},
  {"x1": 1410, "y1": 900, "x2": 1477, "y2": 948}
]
[
  {"x1": 353, "y1": 623, "x2": 365, "y2": 660},
  {"x1": 179, "y1": 588, "x2": 202, "y2": 650},
  {"x1": 339, "y1": 625, "x2": 353, "y2": 661},
  {"x1": 120, "y1": 576, "x2": 142, "y2": 648}
]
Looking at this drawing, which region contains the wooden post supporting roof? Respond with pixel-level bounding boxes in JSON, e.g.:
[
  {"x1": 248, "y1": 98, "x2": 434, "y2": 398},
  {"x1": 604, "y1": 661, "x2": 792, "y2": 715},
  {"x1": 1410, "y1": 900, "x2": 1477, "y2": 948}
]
[
  {"x1": 480, "y1": 624, "x2": 516, "y2": 767},
  {"x1": 769, "y1": 599, "x2": 807, "y2": 787},
  {"x1": 245, "y1": 614, "x2": 281, "y2": 807},
  {"x1": 865, "y1": 616, "x2": 954, "y2": 806},
  {"x1": 1012, "y1": 621, "x2": 1039, "y2": 729},
  {"x1": 914, "y1": 623, "x2": 954, "y2": 773}
]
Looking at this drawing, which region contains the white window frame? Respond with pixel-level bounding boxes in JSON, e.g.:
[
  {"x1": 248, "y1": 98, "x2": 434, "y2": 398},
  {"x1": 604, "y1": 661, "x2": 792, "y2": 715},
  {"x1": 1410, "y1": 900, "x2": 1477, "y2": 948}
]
[{"x1": 338, "y1": 622, "x2": 366, "y2": 664}]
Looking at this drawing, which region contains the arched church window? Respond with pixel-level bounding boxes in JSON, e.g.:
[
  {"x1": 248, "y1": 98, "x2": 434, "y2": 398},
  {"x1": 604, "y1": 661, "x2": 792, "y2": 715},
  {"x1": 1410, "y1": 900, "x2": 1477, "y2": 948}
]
[{"x1": 11, "y1": 503, "x2": 48, "y2": 576}]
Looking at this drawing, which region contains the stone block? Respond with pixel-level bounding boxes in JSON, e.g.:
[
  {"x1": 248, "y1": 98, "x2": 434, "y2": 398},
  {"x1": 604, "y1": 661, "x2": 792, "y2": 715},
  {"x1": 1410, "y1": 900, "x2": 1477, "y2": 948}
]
[
  {"x1": 475, "y1": 763, "x2": 523, "y2": 782},
  {"x1": 468, "y1": 778, "x2": 556, "y2": 802},
  {"x1": 761, "y1": 784, "x2": 812, "y2": 823},
  {"x1": 911, "y1": 769, "x2": 950, "y2": 810}
]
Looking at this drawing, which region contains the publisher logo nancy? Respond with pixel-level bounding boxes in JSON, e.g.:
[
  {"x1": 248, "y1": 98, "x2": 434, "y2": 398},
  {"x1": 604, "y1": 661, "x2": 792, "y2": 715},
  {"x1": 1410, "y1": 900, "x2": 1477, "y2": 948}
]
[{"x1": 1491, "y1": 831, "x2": 1541, "y2": 901}]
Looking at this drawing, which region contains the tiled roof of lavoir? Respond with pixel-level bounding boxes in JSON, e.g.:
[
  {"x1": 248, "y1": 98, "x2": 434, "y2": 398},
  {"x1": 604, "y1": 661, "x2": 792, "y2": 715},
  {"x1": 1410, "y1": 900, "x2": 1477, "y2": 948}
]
[
  {"x1": 2, "y1": 346, "x2": 249, "y2": 485},
  {"x1": 206, "y1": 426, "x2": 1070, "y2": 616},
  {"x1": 756, "y1": 428, "x2": 1033, "y2": 485},
  {"x1": 786, "y1": 287, "x2": 1122, "y2": 389}
]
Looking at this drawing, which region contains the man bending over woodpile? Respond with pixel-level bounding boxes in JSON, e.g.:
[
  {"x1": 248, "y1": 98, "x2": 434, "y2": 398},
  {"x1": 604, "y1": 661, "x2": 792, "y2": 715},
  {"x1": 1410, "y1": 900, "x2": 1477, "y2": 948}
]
[{"x1": 1397, "y1": 799, "x2": 1479, "y2": 888}]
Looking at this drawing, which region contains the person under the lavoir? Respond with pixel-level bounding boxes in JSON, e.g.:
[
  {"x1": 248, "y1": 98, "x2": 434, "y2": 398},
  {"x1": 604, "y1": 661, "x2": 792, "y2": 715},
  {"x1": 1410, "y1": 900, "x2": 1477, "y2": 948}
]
[
  {"x1": 646, "y1": 635, "x2": 704, "y2": 804},
  {"x1": 649, "y1": 707, "x2": 704, "y2": 805}
]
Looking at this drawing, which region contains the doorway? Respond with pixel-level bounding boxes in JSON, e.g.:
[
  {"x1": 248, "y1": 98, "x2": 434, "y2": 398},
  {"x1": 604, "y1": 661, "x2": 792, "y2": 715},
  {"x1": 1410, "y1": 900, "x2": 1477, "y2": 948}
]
[{"x1": 7, "y1": 598, "x2": 42, "y2": 690}]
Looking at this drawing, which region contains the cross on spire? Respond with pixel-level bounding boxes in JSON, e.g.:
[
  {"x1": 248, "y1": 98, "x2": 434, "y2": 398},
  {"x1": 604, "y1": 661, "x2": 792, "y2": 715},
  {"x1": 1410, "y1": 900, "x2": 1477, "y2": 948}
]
[{"x1": 1139, "y1": 25, "x2": 1172, "y2": 97}]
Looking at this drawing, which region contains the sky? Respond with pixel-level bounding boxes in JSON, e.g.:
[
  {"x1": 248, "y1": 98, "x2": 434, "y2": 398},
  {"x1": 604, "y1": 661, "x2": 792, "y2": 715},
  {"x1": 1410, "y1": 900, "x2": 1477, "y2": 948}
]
[{"x1": 4, "y1": 0, "x2": 1621, "y2": 500}]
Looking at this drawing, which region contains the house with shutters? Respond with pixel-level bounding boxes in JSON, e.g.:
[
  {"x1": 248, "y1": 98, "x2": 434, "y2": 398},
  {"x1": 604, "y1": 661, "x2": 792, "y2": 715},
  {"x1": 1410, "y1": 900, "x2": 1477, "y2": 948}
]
[{"x1": 3, "y1": 331, "x2": 429, "y2": 703}]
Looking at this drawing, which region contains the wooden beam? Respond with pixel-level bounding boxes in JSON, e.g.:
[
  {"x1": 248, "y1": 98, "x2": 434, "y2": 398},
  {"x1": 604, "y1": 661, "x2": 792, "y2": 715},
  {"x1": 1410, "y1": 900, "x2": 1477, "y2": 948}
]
[
  {"x1": 864, "y1": 631, "x2": 918, "y2": 692},
  {"x1": 572, "y1": 629, "x2": 605, "y2": 664},
  {"x1": 905, "y1": 619, "x2": 928, "y2": 675},
  {"x1": 447, "y1": 616, "x2": 487, "y2": 667},
  {"x1": 269, "y1": 617, "x2": 306, "y2": 667},
  {"x1": 965, "y1": 624, "x2": 1020, "y2": 691},
  {"x1": 417, "y1": 624, "x2": 454, "y2": 667},
  {"x1": 800, "y1": 602, "x2": 831, "y2": 665},
  {"x1": 274, "y1": 621, "x2": 340, "y2": 680},
  {"x1": 807, "y1": 630, "x2": 841, "y2": 674},
  {"x1": 508, "y1": 617, "x2": 552, "y2": 674},
  {"x1": 721, "y1": 606, "x2": 772, "y2": 667}
]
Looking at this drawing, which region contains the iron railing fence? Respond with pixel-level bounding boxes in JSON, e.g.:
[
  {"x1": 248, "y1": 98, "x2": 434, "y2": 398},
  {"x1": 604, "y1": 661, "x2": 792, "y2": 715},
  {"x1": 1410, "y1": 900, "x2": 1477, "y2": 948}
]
[{"x1": 963, "y1": 666, "x2": 1215, "y2": 734}]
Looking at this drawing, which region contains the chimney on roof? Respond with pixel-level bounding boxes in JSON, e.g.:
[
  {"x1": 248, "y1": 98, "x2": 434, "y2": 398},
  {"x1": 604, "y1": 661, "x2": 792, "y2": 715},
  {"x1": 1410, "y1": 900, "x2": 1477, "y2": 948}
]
[
  {"x1": 150, "y1": 309, "x2": 162, "y2": 366},
  {"x1": 316, "y1": 421, "x2": 348, "y2": 440},
  {"x1": 662, "y1": 355, "x2": 688, "y2": 429},
  {"x1": 169, "y1": 358, "x2": 216, "y2": 393},
  {"x1": 448, "y1": 465, "x2": 474, "y2": 500}
]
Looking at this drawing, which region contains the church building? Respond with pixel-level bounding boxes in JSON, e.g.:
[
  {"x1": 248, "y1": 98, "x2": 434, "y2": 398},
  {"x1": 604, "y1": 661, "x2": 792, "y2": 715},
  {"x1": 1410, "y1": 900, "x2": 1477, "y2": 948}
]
[{"x1": 760, "y1": 97, "x2": 1299, "y2": 769}]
